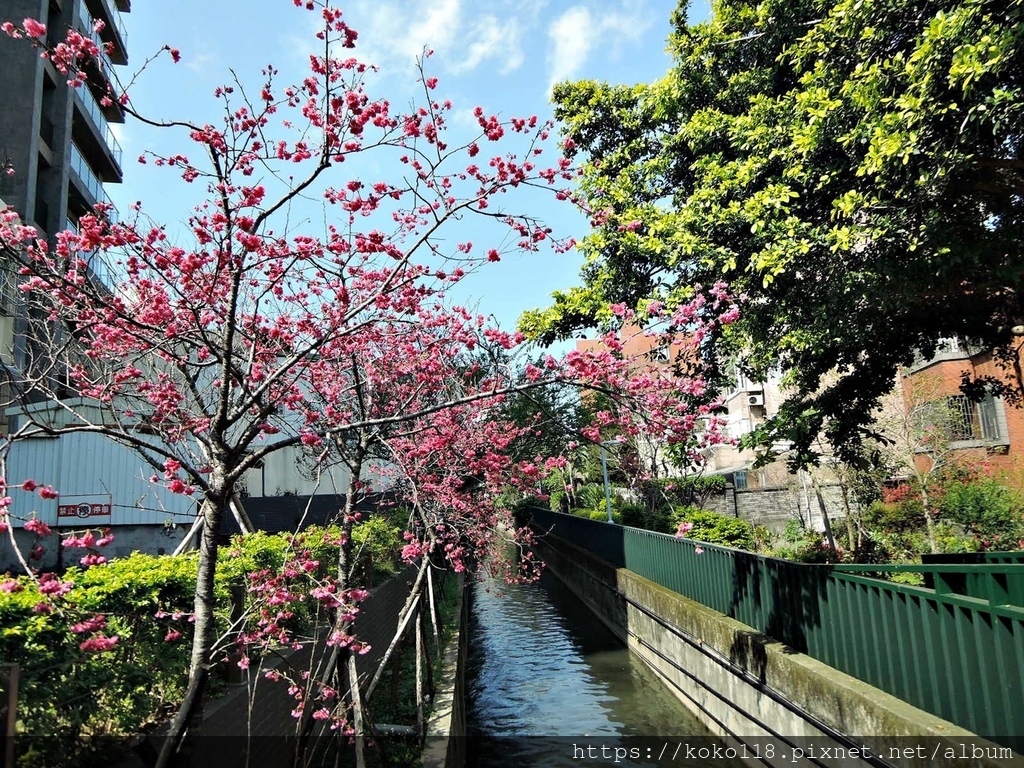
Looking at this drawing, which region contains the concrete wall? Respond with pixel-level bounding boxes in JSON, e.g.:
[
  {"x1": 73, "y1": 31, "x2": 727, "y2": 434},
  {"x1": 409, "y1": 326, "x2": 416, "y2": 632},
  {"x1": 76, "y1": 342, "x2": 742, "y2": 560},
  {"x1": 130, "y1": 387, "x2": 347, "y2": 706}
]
[
  {"x1": 702, "y1": 483, "x2": 855, "y2": 536},
  {"x1": 0, "y1": 0, "x2": 47, "y2": 225},
  {"x1": 531, "y1": 532, "x2": 1016, "y2": 768},
  {"x1": 1, "y1": 523, "x2": 187, "y2": 573}
]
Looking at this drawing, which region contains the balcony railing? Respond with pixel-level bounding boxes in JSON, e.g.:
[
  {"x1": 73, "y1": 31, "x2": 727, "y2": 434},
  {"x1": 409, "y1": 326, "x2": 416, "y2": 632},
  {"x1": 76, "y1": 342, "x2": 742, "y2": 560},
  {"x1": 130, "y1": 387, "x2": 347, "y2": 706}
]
[
  {"x1": 95, "y1": 0, "x2": 128, "y2": 52},
  {"x1": 64, "y1": 218, "x2": 114, "y2": 288},
  {"x1": 77, "y1": 0, "x2": 118, "y2": 85},
  {"x1": 73, "y1": 86, "x2": 123, "y2": 167},
  {"x1": 69, "y1": 144, "x2": 121, "y2": 224},
  {"x1": 70, "y1": 143, "x2": 105, "y2": 203}
]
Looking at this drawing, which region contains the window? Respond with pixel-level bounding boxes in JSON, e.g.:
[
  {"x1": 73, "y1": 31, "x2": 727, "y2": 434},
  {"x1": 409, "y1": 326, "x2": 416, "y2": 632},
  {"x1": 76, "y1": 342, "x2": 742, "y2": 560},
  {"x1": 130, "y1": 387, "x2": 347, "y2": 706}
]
[
  {"x1": 945, "y1": 395, "x2": 977, "y2": 441},
  {"x1": 646, "y1": 343, "x2": 670, "y2": 363},
  {"x1": 927, "y1": 393, "x2": 1007, "y2": 444},
  {"x1": 978, "y1": 394, "x2": 1001, "y2": 442},
  {"x1": 0, "y1": 256, "x2": 17, "y2": 316}
]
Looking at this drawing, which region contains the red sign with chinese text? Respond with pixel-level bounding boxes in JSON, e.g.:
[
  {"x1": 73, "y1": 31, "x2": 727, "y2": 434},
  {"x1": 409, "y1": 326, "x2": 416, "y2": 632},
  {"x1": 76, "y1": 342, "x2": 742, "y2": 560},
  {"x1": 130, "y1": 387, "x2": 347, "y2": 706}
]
[{"x1": 57, "y1": 502, "x2": 112, "y2": 519}]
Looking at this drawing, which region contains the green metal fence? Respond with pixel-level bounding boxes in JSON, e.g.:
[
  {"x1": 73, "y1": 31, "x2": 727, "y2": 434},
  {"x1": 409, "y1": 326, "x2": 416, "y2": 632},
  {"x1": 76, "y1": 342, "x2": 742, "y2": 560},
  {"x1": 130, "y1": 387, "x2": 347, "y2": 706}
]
[
  {"x1": 526, "y1": 507, "x2": 1024, "y2": 751},
  {"x1": 921, "y1": 551, "x2": 1024, "y2": 605}
]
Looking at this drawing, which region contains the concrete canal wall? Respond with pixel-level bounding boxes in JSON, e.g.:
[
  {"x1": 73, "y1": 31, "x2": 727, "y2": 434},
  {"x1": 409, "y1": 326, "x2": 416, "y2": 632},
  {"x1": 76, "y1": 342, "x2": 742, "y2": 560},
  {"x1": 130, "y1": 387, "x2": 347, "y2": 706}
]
[{"x1": 531, "y1": 532, "x2": 1018, "y2": 768}]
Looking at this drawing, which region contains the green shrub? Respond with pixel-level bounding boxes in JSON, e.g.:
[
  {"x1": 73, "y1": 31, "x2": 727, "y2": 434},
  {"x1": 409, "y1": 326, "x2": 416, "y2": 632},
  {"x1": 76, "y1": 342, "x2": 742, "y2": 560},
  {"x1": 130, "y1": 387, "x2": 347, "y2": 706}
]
[
  {"x1": 939, "y1": 479, "x2": 1024, "y2": 548},
  {"x1": 863, "y1": 496, "x2": 926, "y2": 534},
  {"x1": 858, "y1": 477, "x2": 1023, "y2": 556},
  {"x1": 642, "y1": 475, "x2": 728, "y2": 513},
  {"x1": 753, "y1": 525, "x2": 775, "y2": 552},
  {"x1": 572, "y1": 507, "x2": 622, "y2": 524},
  {"x1": 770, "y1": 517, "x2": 846, "y2": 562},
  {"x1": 575, "y1": 483, "x2": 611, "y2": 510},
  {"x1": 619, "y1": 503, "x2": 672, "y2": 532},
  {"x1": 781, "y1": 518, "x2": 808, "y2": 544},
  {"x1": 773, "y1": 539, "x2": 843, "y2": 563},
  {"x1": 548, "y1": 488, "x2": 566, "y2": 512},
  {"x1": 0, "y1": 522, "x2": 405, "y2": 768},
  {"x1": 1, "y1": 552, "x2": 199, "y2": 768},
  {"x1": 350, "y1": 514, "x2": 403, "y2": 583},
  {"x1": 889, "y1": 571, "x2": 926, "y2": 586},
  {"x1": 670, "y1": 506, "x2": 755, "y2": 550}
]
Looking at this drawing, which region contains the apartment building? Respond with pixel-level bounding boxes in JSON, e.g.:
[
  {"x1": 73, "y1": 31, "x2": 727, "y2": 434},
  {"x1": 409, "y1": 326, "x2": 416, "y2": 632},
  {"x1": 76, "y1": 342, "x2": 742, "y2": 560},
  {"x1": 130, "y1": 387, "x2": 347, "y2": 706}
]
[{"x1": 0, "y1": 0, "x2": 128, "y2": 264}]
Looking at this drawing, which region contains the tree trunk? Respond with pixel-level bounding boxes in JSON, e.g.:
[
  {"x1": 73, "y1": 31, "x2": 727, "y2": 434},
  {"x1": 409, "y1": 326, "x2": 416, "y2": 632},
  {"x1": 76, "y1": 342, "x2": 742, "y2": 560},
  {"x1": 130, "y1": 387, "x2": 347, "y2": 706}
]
[
  {"x1": 387, "y1": 633, "x2": 405, "y2": 710},
  {"x1": 920, "y1": 484, "x2": 940, "y2": 554},
  {"x1": 809, "y1": 472, "x2": 838, "y2": 554},
  {"x1": 418, "y1": 600, "x2": 435, "y2": 709},
  {"x1": 838, "y1": 482, "x2": 858, "y2": 556},
  {"x1": 156, "y1": 493, "x2": 227, "y2": 768},
  {"x1": 364, "y1": 561, "x2": 429, "y2": 700},
  {"x1": 294, "y1": 446, "x2": 365, "y2": 765},
  {"x1": 347, "y1": 654, "x2": 367, "y2": 768},
  {"x1": 426, "y1": 564, "x2": 440, "y2": 648},
  {"x1": 415, "y1": 608, "x2": 424, "y2": 737}
]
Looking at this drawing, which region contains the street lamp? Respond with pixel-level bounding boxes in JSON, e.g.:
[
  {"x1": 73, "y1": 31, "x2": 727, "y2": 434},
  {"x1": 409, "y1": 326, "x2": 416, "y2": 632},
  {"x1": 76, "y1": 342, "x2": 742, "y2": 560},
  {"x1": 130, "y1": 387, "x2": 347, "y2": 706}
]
[{"x1": 600, "y1": 439, "x2": 622, "y2": 524}]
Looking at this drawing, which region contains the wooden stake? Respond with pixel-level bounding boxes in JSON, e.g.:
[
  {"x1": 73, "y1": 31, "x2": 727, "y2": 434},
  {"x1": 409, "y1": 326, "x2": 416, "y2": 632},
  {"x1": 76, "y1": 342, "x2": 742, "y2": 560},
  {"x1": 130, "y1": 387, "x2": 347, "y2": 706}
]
[
  {"x1": 426, "y1": 564, "x2": 440, "y2": 649},
  {"x1": 347, "y1": 654, "x2": 366, "y2": 768},
  {"x1": 415, "y1": 608, "x2": 424, "y2": 738}
]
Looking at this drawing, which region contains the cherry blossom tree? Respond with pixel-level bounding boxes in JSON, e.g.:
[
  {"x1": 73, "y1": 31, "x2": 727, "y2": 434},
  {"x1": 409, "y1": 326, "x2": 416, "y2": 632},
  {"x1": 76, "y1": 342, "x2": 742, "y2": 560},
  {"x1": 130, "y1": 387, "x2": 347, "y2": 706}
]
[{"x1": 0, "y1": 4, "x2": 734, "y2": 766}]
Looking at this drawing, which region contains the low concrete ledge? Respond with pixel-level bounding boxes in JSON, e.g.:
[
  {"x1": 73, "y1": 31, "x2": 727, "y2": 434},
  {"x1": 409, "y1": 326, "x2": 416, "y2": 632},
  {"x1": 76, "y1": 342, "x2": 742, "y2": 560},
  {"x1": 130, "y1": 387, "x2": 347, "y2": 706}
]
[
  {"x1": 421, "y1": 574, "x2": 468, "y2": 768},
  {"x1": 533, "y1": 532, "x2": 1023, "y2": 768}
]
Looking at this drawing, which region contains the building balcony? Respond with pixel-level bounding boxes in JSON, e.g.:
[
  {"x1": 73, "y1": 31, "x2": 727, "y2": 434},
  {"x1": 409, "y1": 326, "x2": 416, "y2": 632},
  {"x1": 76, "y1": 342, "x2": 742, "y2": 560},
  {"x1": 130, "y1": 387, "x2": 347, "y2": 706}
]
[
  {"x1": 84, "y1": 0, "x2": 129, "y2": 65},
  {"x1": 68, "y1": 142, "x2": 119, "y2": 222},
  {"x1": 905, "y1": 336, "x2": 990, "y2": 374},
  {"x1": 64, "y1": 217, "x2": 115, "y2": 289},
  {"x1": 76, "y1": 0, "x2": 128, "y2": 122},
  {"x1": 72, "y1": 88, "x2": 123, "y2": 182}
]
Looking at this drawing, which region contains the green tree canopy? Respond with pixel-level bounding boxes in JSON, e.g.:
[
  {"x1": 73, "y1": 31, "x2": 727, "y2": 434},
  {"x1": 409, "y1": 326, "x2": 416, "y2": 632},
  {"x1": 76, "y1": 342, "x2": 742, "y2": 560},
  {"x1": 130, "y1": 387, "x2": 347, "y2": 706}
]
[{"x1": 524, "y1": 0, "x2": 1024, "y2": 466}]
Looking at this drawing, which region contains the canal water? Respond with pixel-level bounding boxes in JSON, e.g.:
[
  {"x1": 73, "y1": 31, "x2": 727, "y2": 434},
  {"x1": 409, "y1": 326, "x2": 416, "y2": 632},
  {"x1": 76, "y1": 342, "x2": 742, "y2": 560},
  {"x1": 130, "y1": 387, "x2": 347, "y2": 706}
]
[{"x1": 466, "y1": 571, "x2": 740, "y2": 767}]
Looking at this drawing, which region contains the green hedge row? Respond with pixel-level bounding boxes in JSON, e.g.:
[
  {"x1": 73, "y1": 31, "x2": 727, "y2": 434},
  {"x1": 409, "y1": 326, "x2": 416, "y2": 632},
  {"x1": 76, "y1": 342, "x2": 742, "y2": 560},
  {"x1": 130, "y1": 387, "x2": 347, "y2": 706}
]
[{"x1": 0, "y1": 519, "x2": 402, "y2": 768}]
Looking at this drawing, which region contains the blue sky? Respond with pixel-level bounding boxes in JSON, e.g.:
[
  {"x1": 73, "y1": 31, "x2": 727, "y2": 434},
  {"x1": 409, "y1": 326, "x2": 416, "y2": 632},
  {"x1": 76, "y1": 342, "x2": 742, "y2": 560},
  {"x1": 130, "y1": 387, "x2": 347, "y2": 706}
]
[{"x1": 108, "y1": 0, "x2": 710, "y2": 333}]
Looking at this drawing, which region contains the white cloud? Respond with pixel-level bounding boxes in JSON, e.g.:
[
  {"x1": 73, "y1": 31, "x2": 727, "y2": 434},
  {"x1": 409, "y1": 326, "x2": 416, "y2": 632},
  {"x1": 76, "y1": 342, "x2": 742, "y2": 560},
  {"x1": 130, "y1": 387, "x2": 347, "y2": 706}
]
[
  {"x1": 547, "y1": 6, "x2": 595, "y2": 90},
  {"x1": 545, "y1": 0, "x2": 657, "y2": 92},
  {"x1": 345, "y1": 0, "x2": 463, "y2": 73},
  {"x1": 449, "y1": 15, "x2": 524, "y2": 76},
  {"x1": 296, "y1": 1, "x2": 530, "y2": 85},
  {"x1": 183, "y1": 48, "x2": 220, "y2": 76}
]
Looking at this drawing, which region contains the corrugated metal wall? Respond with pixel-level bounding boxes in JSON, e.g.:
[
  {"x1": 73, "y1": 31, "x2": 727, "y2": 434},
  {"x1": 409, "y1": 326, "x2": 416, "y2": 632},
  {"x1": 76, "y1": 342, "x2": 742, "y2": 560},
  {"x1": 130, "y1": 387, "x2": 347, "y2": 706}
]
[{"x1": 6, "y1": 433, "x2": 196, "y2": 527}]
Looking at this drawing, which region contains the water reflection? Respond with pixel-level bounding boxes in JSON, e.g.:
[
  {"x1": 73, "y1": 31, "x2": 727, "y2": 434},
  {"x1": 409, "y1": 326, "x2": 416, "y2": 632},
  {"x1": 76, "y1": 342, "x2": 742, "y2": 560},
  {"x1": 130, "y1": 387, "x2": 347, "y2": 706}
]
[{"x1": 466, "y1": 571, "x2": 740, "y2": 767}]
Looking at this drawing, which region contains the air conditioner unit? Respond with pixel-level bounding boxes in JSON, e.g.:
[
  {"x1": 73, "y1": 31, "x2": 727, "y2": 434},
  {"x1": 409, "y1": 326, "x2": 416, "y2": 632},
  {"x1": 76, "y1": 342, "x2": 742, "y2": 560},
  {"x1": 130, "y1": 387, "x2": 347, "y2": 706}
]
[{"x1": 747, "y1": 393, "x2": 765, "y2": 407}]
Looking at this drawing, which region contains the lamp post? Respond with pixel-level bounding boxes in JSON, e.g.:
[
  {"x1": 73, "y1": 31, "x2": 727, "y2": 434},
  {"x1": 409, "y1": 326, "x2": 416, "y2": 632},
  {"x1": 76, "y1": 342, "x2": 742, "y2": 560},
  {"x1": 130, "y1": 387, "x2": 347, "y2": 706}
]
[{"x1": 600, "y1": 439, "x2": 621, "y2": 524}]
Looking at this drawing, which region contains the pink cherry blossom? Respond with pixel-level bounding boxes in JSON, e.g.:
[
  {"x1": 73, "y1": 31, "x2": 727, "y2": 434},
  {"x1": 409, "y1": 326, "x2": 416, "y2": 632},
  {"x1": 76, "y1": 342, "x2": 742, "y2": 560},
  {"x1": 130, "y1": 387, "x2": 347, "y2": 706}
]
[
  {"x1": 675, "y1": 521, "x2": 694, "y2": 537},
  {"x1": 24, "y1": 518, "x2": 52, "y2": 537},
  {"x1": 79, "y1": 635, "x2": 119, "y2": 653},
  {"x1": 0, "y1": 11, "x2": 737, "y2": 761},
  {"x1": 21, "y1": 18, "x2": 46, "y2": 38}
]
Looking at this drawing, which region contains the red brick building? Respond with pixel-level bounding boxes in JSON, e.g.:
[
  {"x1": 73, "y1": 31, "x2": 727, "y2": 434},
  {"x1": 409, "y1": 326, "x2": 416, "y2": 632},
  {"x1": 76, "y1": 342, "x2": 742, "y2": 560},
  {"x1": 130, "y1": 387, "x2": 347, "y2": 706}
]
[{"x1": 901, "y1": 339, "x2": 1024, "y2": 488}]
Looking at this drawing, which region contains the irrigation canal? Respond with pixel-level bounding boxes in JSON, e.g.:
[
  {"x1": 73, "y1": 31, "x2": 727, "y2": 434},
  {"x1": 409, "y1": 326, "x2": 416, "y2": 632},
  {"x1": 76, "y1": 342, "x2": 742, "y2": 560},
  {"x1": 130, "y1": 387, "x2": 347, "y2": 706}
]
[{"x1": 465, "y1": 571, "x2": 741, "y2": 767}]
